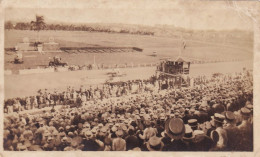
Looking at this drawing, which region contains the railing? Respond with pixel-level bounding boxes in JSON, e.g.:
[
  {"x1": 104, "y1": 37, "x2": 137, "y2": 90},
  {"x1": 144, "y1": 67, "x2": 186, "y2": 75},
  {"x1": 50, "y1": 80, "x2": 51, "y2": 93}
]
[{"x1": 5, "y1": 59, "x2": 247, "y2": 75}]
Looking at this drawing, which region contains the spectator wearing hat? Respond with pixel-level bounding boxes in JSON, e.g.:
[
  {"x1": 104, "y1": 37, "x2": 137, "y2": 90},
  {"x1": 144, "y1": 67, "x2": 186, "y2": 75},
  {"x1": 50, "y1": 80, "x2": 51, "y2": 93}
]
[
  {"x1": 142, "y1": 136, "x2": 164, "y2": 151},
  {"x1": 245, "y1": 104, "x2": 253, "y2": 124},
  {"x1": 210, "y1": 113, "x2": 227, "y2": 151},
  {"x1": 112, "y1": 130, "x2": 126, "y2": 151},
  {"x1": 57, "y1": 136, "x2": 70, "y2": 151},
  {"x1": 196, "y1": 105, "x2": 210, "y2": 124},
  {"x1": 182, "y1": 125, "x2": 195, "y2": 151},
  {"x1": 205, "y1": 115, "x2": 217, "y2": 137},
  {"x1": 188, "y1": 119, "x2": 198, "y2": 131},
  {"x1": 4, "y1": 132, "x2": 15, "y2": 151},
  {"x1": 160, "y1": 130, "x2": 171, "y2": 151},
  {"x1": 139, "y1": 121, "x2": 157, "y2": 142},
  {"x1": 103, "y1": 136, "x2": 112, "y2": 151},
  {"x1": 223, "y1": 111, "x2": 239, "y2": 151},
  {"x1": 183, "y1": 108, "x2": 196, "y2": 123},
  {"x1": 82, "y1": 131, "x2": 103, "y2": 151},
  {"x1": 238, "y1": 108, "x2": 252, "y2": 130},
  {"x1": 212, "y1": 104, "x2": 226, "y2": 114},
  {"x1": 192, "y1": 130, "x2": 214, "y2": 151},
  {"x1": 155, "y1": 115, "x2": 165, "y2": 137},
  {"x1": 51, "y1": 130, "x2": 61, "y2": 150},
  {"x1": 164, "y1": 118, "x2": 186, "y2": 151},
  {"x1": 125, "y1": 128, "x2": 140, "y2": 150},
  {"x1": 236, "y1": 107, "x2": 253, "y2": 151},
  {"x1": 64, "y1": 138, "x2": 81, "y2": 151}
]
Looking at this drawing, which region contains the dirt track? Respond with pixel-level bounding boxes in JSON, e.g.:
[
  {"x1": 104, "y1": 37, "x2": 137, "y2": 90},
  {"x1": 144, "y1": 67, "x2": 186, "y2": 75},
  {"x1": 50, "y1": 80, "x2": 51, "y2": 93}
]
[{"x1": 4, "y1": 60, "x2": 253, "y2": 99}]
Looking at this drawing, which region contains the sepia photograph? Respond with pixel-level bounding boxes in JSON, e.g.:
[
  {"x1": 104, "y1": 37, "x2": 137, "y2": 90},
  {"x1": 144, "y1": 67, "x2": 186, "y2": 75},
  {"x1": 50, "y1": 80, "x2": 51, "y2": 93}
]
[{"x1": 1, "y1": 0, "x2": 259, "y2": 155}]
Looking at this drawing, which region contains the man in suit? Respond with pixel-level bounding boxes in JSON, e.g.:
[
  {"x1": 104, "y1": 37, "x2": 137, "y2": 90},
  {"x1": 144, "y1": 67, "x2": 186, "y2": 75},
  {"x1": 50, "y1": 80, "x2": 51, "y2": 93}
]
[
  {"x1": 210, "y1": 113, "x2": 228, "y2": 151},
  {"x1": 112, "y1": 130, "x2": 126, "y2": 151},
  {"x1": 236, "y1": 107, "x2": 253, "y2": 151},
  {"x1": 223, "y1": 111, "x2": 239, "y2": 151}
]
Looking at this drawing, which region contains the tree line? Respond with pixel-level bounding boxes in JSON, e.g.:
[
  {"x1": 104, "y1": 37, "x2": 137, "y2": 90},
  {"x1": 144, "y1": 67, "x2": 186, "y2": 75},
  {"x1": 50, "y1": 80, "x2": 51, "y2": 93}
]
[{"x1": 5, "y1": 21, "x2": 154, "y2": 36}]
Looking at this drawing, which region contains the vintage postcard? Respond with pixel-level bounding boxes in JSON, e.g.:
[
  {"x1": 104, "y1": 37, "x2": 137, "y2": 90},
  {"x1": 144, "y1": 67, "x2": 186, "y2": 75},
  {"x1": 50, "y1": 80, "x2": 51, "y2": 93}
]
[{"x1": 0, "y1": 0, "x2": 259, "y2": 157}]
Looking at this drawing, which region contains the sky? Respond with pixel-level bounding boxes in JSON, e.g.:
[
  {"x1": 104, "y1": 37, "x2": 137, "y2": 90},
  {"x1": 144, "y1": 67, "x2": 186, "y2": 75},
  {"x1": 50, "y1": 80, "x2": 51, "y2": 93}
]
[{"x1": 3, "y1": 0, "x2": 258, "y2": 31}]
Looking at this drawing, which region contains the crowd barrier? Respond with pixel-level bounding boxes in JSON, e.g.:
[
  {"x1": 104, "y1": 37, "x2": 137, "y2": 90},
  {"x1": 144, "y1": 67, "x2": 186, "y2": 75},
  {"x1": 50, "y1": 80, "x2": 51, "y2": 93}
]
[
  {"x1": 19, "y1": 68, "x2": 55, "y2": 75},
  {"x1": 11, "y1": 62, "x2": 157, "y2": 75}
]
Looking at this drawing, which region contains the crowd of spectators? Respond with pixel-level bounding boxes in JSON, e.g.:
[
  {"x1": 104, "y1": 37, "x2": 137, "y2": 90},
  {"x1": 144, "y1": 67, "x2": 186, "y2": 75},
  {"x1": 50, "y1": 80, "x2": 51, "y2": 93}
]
[{"x1": 4, "y1": 70, "x2": 253, "y2": 151}]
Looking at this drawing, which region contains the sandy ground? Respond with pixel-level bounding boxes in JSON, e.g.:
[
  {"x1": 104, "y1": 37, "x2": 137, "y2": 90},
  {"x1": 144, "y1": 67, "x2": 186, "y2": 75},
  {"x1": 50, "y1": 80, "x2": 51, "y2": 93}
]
[{"x1": 4, "y1": 60, "x2": 253, "y2": 99}]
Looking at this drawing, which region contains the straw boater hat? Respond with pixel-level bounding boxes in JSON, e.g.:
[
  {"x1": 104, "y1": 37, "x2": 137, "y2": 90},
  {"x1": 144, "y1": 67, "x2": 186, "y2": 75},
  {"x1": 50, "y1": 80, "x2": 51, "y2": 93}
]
[
  {"x1": 193, "y1": 130, "x2": 205, "y2": 136},
  {"x1": 165, "y1": 118, "x2": 185, "y2": 140},
  {"x1": 211, "y1": 113, "x2": 225, "y2": 126},
  {"x1": 146, "y1": 136, "x2": 164, "y2": 151},
  {"x1": 245, "y1": 104, "x2": 253, "y2": 113},
  {"x1": 224, "y1": 111, "x2": 236, "y2": 122},
  {"x1": 183, "y1": 124, "x2": 195, "y2": 141},
  {"x1": 241, "y1": 107, "x2": 251, "y2": 117},
  {"x1": 188, "y1": 119, "x2": 198, "y2": 130}
]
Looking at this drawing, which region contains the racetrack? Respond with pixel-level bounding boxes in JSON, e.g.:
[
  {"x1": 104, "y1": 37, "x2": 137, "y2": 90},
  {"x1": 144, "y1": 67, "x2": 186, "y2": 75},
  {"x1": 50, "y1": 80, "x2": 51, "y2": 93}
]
[
  {"x1": 4, "y1": 60, "x2": 253, "y2": 99},
  {"x1": 4, "y1": 30, "x2": 254, "y2": 99},
  {"x1": 4, "y1": 30, "x2": 253, "y2": 71}
]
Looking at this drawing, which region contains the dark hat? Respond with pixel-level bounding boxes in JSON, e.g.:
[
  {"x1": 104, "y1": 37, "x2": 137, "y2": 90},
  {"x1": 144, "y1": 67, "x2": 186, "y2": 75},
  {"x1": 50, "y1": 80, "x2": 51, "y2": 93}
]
[
  {"x1": 241, "y1": 107, "x2": 251, "y2": 117},
  {"x1": 225, "y1": 111, "x2": 235, "y2": 121},
  {"x1": 165, "y1": 118, "x2": 185, "y2": 140},
  {"x1": 146, "y1": 136, "x2": 164, "y2": 151},
  {"x1": 212, "y1": 104, "x2": 225, "y2": 113}
]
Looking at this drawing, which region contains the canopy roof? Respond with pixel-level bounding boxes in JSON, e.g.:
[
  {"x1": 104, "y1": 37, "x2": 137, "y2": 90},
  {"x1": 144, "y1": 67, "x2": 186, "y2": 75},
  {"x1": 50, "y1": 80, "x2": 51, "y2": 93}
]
[{"x1": 163, "y1": 56, "x2": 191, "y2": 63}]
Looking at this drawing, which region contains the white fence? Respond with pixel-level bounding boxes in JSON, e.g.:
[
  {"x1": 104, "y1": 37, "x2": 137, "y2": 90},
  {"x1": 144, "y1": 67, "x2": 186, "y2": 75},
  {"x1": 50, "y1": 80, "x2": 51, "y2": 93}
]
[{"x1": 9, "y1": 63, "x2": 158, "y2": 75}]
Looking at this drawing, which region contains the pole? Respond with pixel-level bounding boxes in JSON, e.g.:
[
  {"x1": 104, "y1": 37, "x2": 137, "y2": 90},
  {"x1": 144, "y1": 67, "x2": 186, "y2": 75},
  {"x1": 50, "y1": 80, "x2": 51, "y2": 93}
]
[{"x1": 94, "y1": 55, "x2": 96, "y2": 65}]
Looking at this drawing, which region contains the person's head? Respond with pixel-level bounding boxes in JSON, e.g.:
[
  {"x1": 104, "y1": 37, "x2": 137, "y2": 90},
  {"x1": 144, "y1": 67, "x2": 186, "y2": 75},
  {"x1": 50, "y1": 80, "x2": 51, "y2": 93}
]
[
  {"x1": 224, "y1": 111, "x2": 236, "y2": 125},
  {"x1": 188, "y1": 119, "x2": 198, "y2": 131},
  {"x1": 183, "y1": 124, "x2": 195, "y2": 142},
  {"x1": 212, "y1": 113, "x2": 225, "y2": 127},
  {"x1": 100, "y1": 127, "x2": 108, "y2": 137},
  {"x1": 39, "y1": 122, "x2": 44, "y2": 128},
  {"x1": 240, "y1": 107, "x2": 251, "y2": 120},
  {"x1": 116, "y1": 130, "x2": 124, "y2": 138},
  {"x1": 165, "y1": 118, "x2": 185, "y2": 140},
  {"x1": 84, "y1": 131, "x2": 93, "y2": 140},
  {"x1": 128, "y1": 129, "x2": 135, "y2": 136},
  {"x1": 146, "y1": 136, "x2": 164, "y2": 151},
  {"x1": 145, "y1": 121, "x2": 151, "y2": 128}
]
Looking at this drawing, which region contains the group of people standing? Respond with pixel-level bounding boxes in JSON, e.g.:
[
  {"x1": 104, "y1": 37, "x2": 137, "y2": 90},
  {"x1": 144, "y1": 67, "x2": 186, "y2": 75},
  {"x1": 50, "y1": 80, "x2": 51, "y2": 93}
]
[{"x1": 4, "y1": 70, "x2": 253, "y2": 151}]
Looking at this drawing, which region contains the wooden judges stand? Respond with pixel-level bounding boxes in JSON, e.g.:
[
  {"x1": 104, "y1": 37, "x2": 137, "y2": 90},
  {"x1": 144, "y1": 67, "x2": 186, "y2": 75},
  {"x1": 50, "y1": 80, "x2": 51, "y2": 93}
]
[{"x1": 156, "y1": 56, "x2": 191, "y2": 88}]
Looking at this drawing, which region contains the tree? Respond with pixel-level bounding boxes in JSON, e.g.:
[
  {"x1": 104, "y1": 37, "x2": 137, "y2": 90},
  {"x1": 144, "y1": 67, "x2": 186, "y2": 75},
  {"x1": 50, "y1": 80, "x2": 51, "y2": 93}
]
[
  {"x1": 5, "y1": 21, "x2": 14, "y2": 30},
  {"x1": 15, "y1": 22, "x2": 30, "y2": 30},
  {"x1": 30, "y1": 15, "x2": 46, "y2": 43}
]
